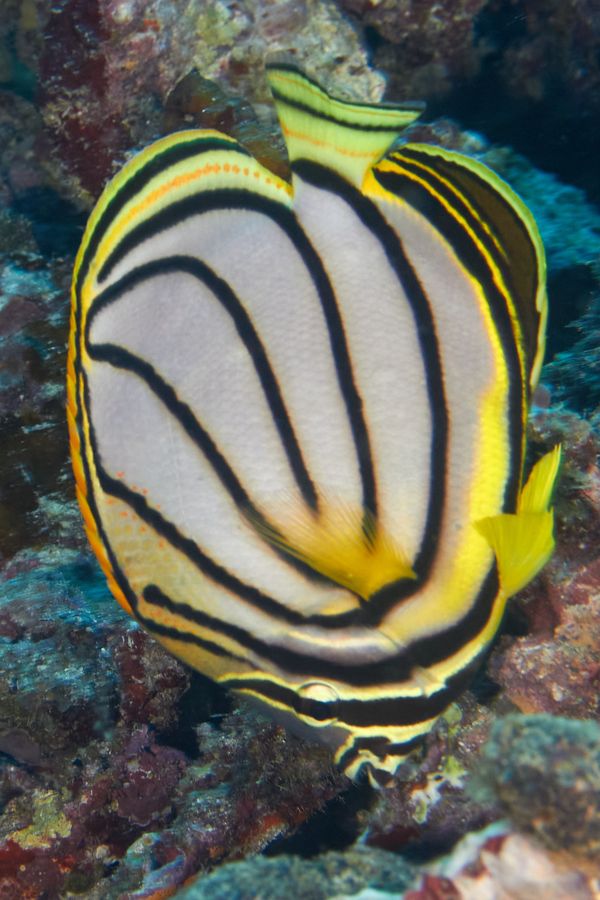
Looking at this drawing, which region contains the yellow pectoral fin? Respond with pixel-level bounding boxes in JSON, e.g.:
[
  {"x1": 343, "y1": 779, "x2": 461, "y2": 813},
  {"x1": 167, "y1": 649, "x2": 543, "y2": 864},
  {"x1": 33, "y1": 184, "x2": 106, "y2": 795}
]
[
  {"x1": 518, "y1": 444, "x2": 562, "y2": 514},
  {"x1": 475, "y1": 509, "x2": 555, "y2": 599},
  {"x1": 475, "y1": 445, "x2": 561, "y2": 598}
]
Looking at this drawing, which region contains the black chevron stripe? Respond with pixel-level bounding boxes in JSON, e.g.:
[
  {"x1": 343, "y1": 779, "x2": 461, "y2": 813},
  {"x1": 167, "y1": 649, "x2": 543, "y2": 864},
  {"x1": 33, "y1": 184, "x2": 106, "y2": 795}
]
[
  {"x1": 87, "y1": 255, "x2": 318, "y2": 511},
  {"x1": 96, "y1": 188, "x2": 378, "y2": 531},
  {"x1": 137, "y1": 567, "x2": 499, "y2": 686},
  {"x1": 292, "y1": 159, "x2": 448, "y2": 614}
]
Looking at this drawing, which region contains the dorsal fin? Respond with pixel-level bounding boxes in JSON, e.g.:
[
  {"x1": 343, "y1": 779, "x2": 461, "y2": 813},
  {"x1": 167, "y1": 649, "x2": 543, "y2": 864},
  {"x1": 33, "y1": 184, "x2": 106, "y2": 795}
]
[{"x1": 265, "y1": 62, "x2": 423, "y2": 188}]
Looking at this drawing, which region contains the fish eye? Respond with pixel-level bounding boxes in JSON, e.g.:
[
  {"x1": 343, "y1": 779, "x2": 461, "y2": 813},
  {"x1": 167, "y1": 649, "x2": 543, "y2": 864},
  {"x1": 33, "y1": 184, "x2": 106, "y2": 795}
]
[{"x1": 297, "y1": 682, "x2": 340, "y2": 723}]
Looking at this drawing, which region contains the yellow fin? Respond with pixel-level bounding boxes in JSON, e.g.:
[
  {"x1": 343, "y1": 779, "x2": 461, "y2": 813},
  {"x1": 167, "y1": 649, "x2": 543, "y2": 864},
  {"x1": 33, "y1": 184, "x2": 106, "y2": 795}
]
[
  {"x1": 265, "y1": 63, "x2": 423, "y2": 188},
  {"x1": 518, "y1": 444, "x2": 562, "y2": 514},
  {"x1": 251, "y1": 502, "x2": 415, "y2": 601},
  {"x1": 475, "y1": 446, "x2": 561, "y2": 598}
]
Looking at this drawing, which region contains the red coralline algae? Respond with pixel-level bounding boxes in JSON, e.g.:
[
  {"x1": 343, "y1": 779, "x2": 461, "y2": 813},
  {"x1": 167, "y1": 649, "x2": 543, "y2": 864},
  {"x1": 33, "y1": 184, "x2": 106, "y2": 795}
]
[
  {"x1": 0, "y1": 840, "x2": 36, "y2": 879},
  {"x1": 34, "y1": 0, "x2": 383, "y2": 207},
  {"x1": 36, "y1": 0, "x2": 190, "y2": 204},
  {"x1": 110, "y1": 628, "x2": 190, "y2": 731}
]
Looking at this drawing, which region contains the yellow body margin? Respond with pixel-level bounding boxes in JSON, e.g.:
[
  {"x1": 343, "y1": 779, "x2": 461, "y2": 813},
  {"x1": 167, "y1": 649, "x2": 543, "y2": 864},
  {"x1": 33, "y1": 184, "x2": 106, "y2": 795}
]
[
  {"x1": 381, "y1": 143, "x2": 548, "y2": 390},
  {"x1": 66, "y1": 322, "x2": 133, "y2": 616}
]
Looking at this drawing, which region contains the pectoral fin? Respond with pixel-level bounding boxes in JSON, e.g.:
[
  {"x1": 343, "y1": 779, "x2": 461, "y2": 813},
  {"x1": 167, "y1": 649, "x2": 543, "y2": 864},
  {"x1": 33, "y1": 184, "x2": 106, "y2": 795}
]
[{"x1": 475, "y1": 446, "x2": 561, "y2": 598}]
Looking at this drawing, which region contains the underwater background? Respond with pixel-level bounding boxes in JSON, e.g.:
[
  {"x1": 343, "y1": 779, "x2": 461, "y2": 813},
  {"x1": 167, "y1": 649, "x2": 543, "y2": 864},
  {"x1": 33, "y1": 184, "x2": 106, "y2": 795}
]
[{"x1": 0, "y1": 0, "x2": 600, "y2": 897}]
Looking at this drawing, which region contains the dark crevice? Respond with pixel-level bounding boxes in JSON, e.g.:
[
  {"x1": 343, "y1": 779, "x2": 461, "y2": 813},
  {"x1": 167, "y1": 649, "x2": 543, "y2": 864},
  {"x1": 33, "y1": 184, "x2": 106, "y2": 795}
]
[
  {"x1": 154, "y1": 670, "x2": 233, "y2": 759},
  {"x1": 376, "y1": 1, "x2": 600, "y2": 209},
  {"x1": 264, "y1": 780, "x2": 375, "y2": 858}
]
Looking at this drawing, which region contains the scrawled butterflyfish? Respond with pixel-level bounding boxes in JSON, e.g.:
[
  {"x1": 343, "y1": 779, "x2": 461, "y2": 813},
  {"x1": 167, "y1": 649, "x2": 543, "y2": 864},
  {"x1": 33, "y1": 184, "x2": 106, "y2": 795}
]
[{"x1": 68, "y1": 62, "x2": 560, "y2": 782}]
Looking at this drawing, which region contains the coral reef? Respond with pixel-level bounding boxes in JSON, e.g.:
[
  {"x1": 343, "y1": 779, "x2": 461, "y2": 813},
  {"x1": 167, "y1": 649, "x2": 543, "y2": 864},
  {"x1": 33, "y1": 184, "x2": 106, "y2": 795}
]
[
  {"x1": 0, "y1": 554, "x2": 346, "y2": 899},
  {"x1": 336, "y1": 0, "x2": 489, "y2": 100},
  {"x1": 406, "y1": 825, "x2": 597, "y2": 900},
  {"x1": 336, "y1": 0, "x2": 600, "y2": 112},
  {"x1": 1, "y1": 2, "x2": 600, "y2": 896},
  {"x1": 176, "y1": 845, "x2": 418, "y2": 900},
  {"x1": 335, "y1": 0, "x2": 600, "y2": 207},
  {"x1": 471, "y1": 714, "x2": 600, "y2": 856},
  {"x1": 36, "y1": 0, "x2": 384, "y2": 207},
  {"x1": 0, "y1": 248, "x2": 81, "y2": 564},
  {"x1": 143, "y1": 823, "x2": 599, "y2": 899},
  {"x1": 359, "y1": 697, "x2": 502, "y2": 861},
  {"x1": 486, "y1": 409, "x2": 600, "y2": 720},
  {"x1": 544, "y1": 298, "x2": 600, "y2": 413}
]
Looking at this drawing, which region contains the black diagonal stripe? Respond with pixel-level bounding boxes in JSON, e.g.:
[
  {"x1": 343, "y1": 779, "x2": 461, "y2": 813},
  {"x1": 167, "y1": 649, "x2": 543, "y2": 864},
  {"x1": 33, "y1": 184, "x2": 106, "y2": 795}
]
[
  {"x1": 89, "y1": 342, "x2": 254, "y2": 510},
  {"x1": 268, "y1": 88, "x2": 418, "y2": 135},
  {"x1": 291, "y1": 159, "x2": 448, "y2": 616},
  {"x1": 86, "y1": 344, "x2": 335, "y2": 586},
  {"x1": 396, "y1": 148, "x2": 541, "y2": 374},
  {"x1": 395, "y1": 152, "x2": 514, "y2": 275},
  {"x1": 139, "y1": 566, "x2": 499, "y2": 686},
  {"x1": 96, "y1": 188, "x2": 377, "y2": 524},
  {"x1": 88, "y1": 437, "x2": 313, "y2": 627},
  {"x1": 86, "y1": 255, "x2": 318, "y2": 511},
  {"x1": 71, "y1": 142, "x2": 251, "y2": 554},
  {"x1": 75, "y1": 137, "x2": 249, "y2": 299},
  {"x1": 337, "y1": 735, "x2": 425, "y2": 773},
  {"x1": 81, "y1": 341, "x2": 501, "y2": 675},
  {"x1": 82, "y1": 326, "x2": 499, "y2": 646},
  {"x1": 374, "y1": 164, "x2": 524, "y2": 513},
  {"x1": 225, "y1": 649, "x2": 484, "y2": 730}
]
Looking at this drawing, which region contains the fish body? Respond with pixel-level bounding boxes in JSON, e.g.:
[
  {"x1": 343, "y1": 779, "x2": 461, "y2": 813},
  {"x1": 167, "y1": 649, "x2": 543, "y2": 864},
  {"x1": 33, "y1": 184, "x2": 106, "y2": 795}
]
[{"x1": 68, "y1": 64, "x2": 559, "y2": 780}]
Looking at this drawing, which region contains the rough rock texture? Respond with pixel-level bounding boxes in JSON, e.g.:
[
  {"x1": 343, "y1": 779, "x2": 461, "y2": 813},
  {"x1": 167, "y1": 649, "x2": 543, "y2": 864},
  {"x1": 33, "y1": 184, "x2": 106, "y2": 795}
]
[
  {"x1": 0, "y1": 249, "x2": 82, "y2": 565},
  {"x1": 472, "y1": 715, "x2": 600, "y2": 856},
  {"x1": 337, "y1": 0, "x2": 600, "y2": 108},
  {"x1": 406, "y1": 826, "x2": 596, "y2": 900},
  {"x1": 359, "y1": 697, "x2": 502, "y2": 861},
  {"x1": 0, "y1": 553, "x2": 346, "y2": 900},
  {"x1": 487, "y1": 409, "x2": 600, "y2": 721},
  {"x1": 36, "y1": 0, "x2": 384, "y2": 207},
  {"x1": 150, "y1": 824, "x2": 599, "y2": 900},
  {"x1": 336, "y1": 0, "x2": 600, "y2": 206},
  {"x1": 176, "y1": 845, "x2": 418, "y2": 900},
  {"x1": 337, "y1": 0, "x2": 489, "y2": 100}
]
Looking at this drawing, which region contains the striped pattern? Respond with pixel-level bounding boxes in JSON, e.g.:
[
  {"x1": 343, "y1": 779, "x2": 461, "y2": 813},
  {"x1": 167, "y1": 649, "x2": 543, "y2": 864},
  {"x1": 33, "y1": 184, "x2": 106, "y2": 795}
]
[{"x1": 68, "y1": 66, "x2": 557, "y2": 781}]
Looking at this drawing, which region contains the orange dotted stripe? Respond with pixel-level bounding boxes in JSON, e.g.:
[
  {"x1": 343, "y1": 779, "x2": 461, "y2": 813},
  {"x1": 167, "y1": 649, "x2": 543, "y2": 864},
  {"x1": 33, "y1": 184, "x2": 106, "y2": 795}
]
[{"x1": 114, "y1": 157, "x2": 293, "y2": 245}]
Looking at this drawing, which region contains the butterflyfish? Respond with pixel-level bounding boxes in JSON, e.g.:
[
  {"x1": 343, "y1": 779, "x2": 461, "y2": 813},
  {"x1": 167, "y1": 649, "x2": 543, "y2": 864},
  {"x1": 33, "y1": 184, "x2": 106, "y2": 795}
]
[{"x1": 68, "y1": 62, "x2": 560, "y2": 782}]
